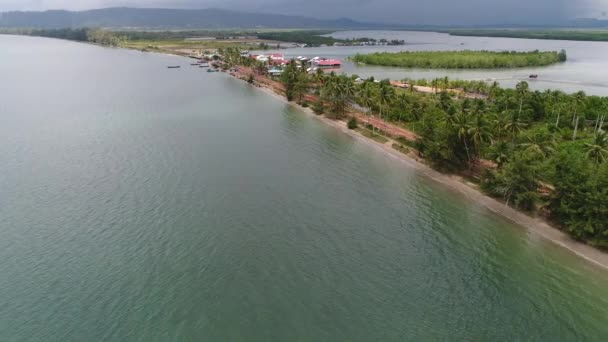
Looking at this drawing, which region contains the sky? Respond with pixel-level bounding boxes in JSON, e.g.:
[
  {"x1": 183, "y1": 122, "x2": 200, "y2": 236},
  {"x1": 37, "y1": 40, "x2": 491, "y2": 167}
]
[{"x1": 0, "y1": 0, "x2": 604, "y2": 25}]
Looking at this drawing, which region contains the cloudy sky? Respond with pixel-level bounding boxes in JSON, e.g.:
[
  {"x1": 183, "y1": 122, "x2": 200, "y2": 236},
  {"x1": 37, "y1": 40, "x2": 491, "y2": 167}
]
[{"x1": 0, "y1": 0, "x2": 604, "y2": 25}]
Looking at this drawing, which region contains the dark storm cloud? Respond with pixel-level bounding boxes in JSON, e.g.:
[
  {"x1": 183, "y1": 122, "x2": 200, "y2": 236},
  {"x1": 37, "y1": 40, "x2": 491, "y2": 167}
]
[{"x1": 0, "y1": 0, "x2": 599, "y2": 25}]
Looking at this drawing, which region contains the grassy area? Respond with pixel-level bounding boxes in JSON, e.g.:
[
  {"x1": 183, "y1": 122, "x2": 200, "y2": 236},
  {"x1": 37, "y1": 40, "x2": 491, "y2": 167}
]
[
  {"x1": 121, "y1": 39, "x2": 258, "y2": 53},
  {"x1": 391, "y1": 143, "x2": 410, "y2": 155},
  {"x1": 355, "y1": 128, "x2": 389, "y2": 143},
  {"x1": 443, "y1": 29, "x2": 608, "y2": 42},
  {"x1": 351, "y1": 50, "x2": 567, "y2": 69}
]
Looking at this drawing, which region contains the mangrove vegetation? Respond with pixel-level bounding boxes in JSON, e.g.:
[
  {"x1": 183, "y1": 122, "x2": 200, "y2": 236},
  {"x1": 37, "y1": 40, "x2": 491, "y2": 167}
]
[
  {"x1": 443, "y1": 29, "x2": 608, "y2": 42},
  {"x1": 351, "y1": 50, "x2": 567, "y2": 69}
]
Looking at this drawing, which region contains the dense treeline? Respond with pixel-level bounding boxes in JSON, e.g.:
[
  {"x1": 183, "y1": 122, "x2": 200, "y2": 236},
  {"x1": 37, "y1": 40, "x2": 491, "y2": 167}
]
[
  {"x1": 220, "y1": 47, "x2": 607, "y2": 248},
  {"x1": 256, "y1": 31, "x2": 344, "y2": 46},
  {"x1": 1, "y1": 28, "x2": 89, "y2": 41},
  {"x1": 352, "y1": 50, "x2": 567, "y2": 69},
  {"x1": 1, "y1": 28, "x2": 124, "y2": 46},
  {"x1": 444, "y1": 29, "x2": 608, "y2": 42}
]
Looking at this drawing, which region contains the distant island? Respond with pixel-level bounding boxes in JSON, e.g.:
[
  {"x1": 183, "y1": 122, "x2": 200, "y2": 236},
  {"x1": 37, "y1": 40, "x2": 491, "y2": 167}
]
[
  {"x1": 443, "y1": 29, "x2": 608, "y2": 42},
  {"x1": 351, "y1": 50, "x2": 567, "y2": 69}
]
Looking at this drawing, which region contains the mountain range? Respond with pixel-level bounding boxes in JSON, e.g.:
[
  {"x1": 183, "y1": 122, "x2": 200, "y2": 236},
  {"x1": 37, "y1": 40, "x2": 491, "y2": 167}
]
[{"x1": 0, "y1": 7, "x2": 382, "y2": 30}]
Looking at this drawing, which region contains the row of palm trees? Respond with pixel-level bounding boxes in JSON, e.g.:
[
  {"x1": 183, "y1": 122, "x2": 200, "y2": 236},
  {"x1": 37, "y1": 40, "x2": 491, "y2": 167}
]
[{"x1": 224, "y1": 51, "x2": 608, "y2": 166}]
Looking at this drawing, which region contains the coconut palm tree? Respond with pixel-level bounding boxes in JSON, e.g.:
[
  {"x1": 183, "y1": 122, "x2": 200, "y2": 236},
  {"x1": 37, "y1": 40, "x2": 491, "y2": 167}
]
[
  {"x1": 519, "y1": 135, "x2": 555, "y2": 159},
  {"x1": 322, "y1": 75, "x2": 355, "y2": 119},
  {"x1": 378, "y1": 80, "x2": 396, "y2": 125},
  {"x1": 585, "y1": 131, "x2": 608, "y2": 164},
  {"x1": 468, "y1": 113, "x2": 493, "y2": 158},
  {"x1": 358, "y1": 81, "x2": 377, "y2": 131},
  {"x1": 488, "y1": 141, "x2": 511, "y2": 167},
  {"x1": 395, "y1": 93, "x2": 409, "y2": 123},
  {"x1": 571, "y1": 91, "x2": 586, "y2": 141},
  {"x1": 453, "y1": 112, "x2": 472, "y2": 164},
  {"x1": 515, "y1": 81, "x2": 529, "y2": 117},
  {"x1": 504, "y1": 111, "x2": 527, "y2": 142},
  {"x1": 339, "y1": 76, "x2": 357, "y2": 116},
  {"x1": 312, "y1": 68, "x2": 326, "y2": 88}
]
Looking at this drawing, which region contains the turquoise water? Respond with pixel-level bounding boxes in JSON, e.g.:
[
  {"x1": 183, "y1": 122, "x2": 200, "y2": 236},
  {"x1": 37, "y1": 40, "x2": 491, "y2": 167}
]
[{"x1": 1, "y1": 35, "x2": 607, "y2": 341}]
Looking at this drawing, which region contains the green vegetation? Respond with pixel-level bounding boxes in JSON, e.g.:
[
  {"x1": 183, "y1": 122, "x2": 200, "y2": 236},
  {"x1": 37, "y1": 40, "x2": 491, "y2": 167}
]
[
  {"x1": 280, "y1": 60, "x2": 311, "y2": 103},
  {"x1": 444, "y1": 29, "x2": 608, "y2": 42},
  {"x1": 348, "y1": 117, "x2": 358, "y2": 129},
  {"x1": 392, "y1": 143, "x2": 410, "y2": 154},
  {"x1": 0, "y1": 28, "x2": 125, "y2": 47},
  {"x1": 87, "y1": 29, "x2": 125, "y2": 46},
  {"x1": 234, "y1": 52, "x2": 605, "y2": 248},
  {"x1": 256, "y1": 30, "x2": 381, "y2": 47},
  {"x1": 312, "y1": 99, "x2": 325, "y2": 115},
  {"x1": 351, "y1": 50, "x2": 567, "y2": 69},
  {"x1": 356, "y1": 128, "x2": 389, "y2": 143},
  {"x1": 1, "y1": 28, "x2": 275, "y2": 53},
  {"x1": 257, "y1": 30, "x2": 341, "y2": 46},
  {"x1": 0, "y1": 28, "x2": 90, "y2": 42}
]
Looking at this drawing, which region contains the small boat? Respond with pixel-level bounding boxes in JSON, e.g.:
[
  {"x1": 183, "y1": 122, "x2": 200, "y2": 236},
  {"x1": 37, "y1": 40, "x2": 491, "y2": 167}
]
[
  {"x1": 199, "y1": 63, "x2": 209, "y2": 68},
  {"x1": 167, "y1": 66, "x2": 181, "y2": 69},
  {"x1": 207, "y1": 69, "x2": 219, "y2": 73},
  {"x1": 191, "y1": 63, "x2": 200, "y2": 66},
  {"x1": 529, "y1": 74, "x2": 539, "y2": 79}
]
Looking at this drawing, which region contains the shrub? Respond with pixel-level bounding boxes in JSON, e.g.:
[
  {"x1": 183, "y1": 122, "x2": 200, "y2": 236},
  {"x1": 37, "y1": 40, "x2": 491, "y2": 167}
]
[
  {"x1": 312, "y1": 100, "x2": 325, "y2": 115},
  {"x1": 347, "y1": 117, "x2": 358, "y2": 129}
]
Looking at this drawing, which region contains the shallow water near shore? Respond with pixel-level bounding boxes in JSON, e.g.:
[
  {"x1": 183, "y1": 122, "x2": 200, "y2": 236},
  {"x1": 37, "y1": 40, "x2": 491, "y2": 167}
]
[{"x1": 1, "y1": 35, "x2": 608, "y2": 341}]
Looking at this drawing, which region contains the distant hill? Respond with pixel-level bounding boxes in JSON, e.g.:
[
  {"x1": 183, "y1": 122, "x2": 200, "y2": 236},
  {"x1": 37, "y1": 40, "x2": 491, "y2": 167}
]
[{"x1": 0, "y1": 7, "x2": 381, "y2": 30}]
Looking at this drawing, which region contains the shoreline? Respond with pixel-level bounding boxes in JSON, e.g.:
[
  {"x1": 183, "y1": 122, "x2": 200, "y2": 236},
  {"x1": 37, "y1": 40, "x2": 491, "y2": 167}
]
[
  {"x1": 228, "y1": 72, "x2": 608, "y2": 272},
  {"x1": 67, "y1": 40, "x2": 608, "y2": 272}
]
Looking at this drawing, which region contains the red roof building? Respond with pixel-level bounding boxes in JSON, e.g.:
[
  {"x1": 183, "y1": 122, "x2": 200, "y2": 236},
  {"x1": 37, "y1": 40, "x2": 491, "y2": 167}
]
[{"x1": 315, "y1": 59, "x2": 341, "y2": 67}]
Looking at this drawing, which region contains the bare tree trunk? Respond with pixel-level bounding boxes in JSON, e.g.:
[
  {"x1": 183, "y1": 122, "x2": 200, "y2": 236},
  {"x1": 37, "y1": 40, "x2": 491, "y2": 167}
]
[
  {"x1": 573, "y1": 116, "x2": 580, "y2": 141},
  {"x1": 464, "y1": 138, "x2": 471, "y2": 167},
  {"x1": 518, "y1": 98, "x2": 523, "y2": 117}
]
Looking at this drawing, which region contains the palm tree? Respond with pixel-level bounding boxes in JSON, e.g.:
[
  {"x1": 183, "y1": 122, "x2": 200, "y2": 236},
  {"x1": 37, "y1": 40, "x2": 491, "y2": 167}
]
[
  {"x1": 321, "y1": 76, "x2": 340, "y2": 117},
  {"x1": 322, "y1": 75, "x2": 355, "y2": 119},
  {"x1": 571, "y1": 91, "x2": 586, "y2": 141},
  {"x1": 585, "y1": 131, "x2": 608, "y2": 164},
  {"x1": 488, "y1": 141, "x2": 511, "y2": 167},
  {"x1": 504, "y1": 111, "x2": 527, "y2": 142},
  {"x1": 359, "y1": 81, "x2": 377, "y2": 131},
  {"x1": 468, "y1": 113, "x2": 493, "y2": 158},
  {"x1": 515, "y1": 81, "x2": 529, "y2": 117},
  {"x1": 395, "y1": 93, "x2": 409, "y2": 123},
  {"x1": 488, "y1": 81, "x2": 500, "y2": 101},
  {"x1": 519, "y1": 135, "x2": 555, "y2": 159},
  {"x1": 340, "y1": 76, "x2": 357, "y2": 117},
  {"x1": 453, "y1": 112, "x2": 472, "y2": 164},
  {"x1": 378, "y1": 80, "x2": 395, "y2": 125},
  {"x1": 312, "y1": 68, "x2": 326, "y2": 88}
]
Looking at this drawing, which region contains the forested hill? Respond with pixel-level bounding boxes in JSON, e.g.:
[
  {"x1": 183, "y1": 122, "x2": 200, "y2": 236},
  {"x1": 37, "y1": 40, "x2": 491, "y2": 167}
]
[{"x1": 0, "y1": 7, "x2": 377, "y2": 29}]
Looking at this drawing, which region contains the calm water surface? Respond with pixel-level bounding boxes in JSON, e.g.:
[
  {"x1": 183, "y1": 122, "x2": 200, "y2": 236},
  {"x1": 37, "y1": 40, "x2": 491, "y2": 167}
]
[
  {"x1": 267, "y1": 30, "x2": 608, "y2": 95},
  {"x1": 1, "y1": 35, "x2": 608, "y2": 341}
]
